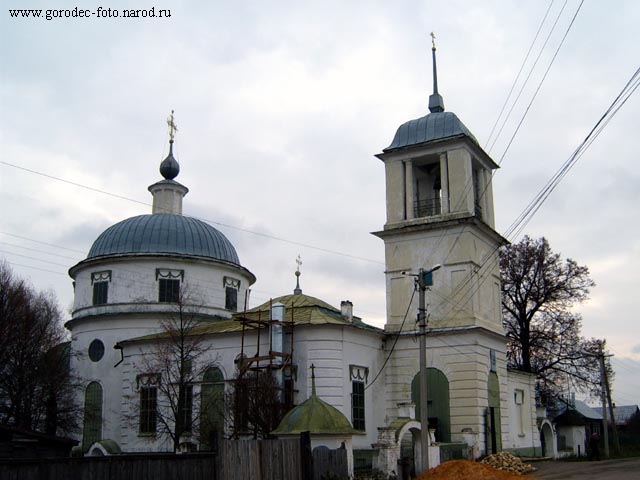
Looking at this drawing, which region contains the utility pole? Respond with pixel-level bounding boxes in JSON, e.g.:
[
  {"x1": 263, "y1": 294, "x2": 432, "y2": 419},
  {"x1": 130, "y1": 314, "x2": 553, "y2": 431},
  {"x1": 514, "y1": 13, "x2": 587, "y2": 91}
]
[
  {"x1": 599, "y1": 340, "x2": 610, "y2": 458},
  {"x1": 600, "y1": 341, "x2": 620, "y2": 455},
  {"x1": 415, "y1": 264, "x2": 441, "y2": 474},
  {"x1": 605, "y1": 373, "x2": 620, "y2": 455}
]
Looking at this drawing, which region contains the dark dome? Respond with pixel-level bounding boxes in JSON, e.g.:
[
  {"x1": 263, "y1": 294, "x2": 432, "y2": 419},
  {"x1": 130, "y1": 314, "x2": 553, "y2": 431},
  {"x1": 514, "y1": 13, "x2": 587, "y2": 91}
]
[
  {"x1": 384, "y1": 111, "x2": 477, "y2": 152},
  {"x1": 87, "y1": 214, "x2": 240, "y2": 265},
  {"x1": 160, "y1": 150, "x2": 180, "y2": 180}
]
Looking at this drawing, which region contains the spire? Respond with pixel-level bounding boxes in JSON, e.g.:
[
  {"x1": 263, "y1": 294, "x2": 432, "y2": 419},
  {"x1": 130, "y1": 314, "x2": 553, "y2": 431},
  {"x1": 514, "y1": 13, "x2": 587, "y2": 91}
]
[
  {"x1": 428, "y1": 32, "x2": 445, "y2": 113},
  {"x1": 160, "y1": 110, "x2": 180, "y2": 180},
  {"x1": 294, "y1": 254, "x2": 302, "y2": 295},
  {"x1": 310, "y1": 363, "x2": 317, "y2": 396}
]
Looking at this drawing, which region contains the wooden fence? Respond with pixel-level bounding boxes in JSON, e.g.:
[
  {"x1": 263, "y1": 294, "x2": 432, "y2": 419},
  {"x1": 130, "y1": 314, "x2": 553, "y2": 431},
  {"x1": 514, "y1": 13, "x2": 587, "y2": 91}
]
[
  {"x1": 312, "y1": 445, "x2": 348, "y2": 480},
  {"x1": 0, "y1": 453, "x2": 218, "y2": 480},
  {"x1": 0, "y1": 436, "x2": 315, "y2": 480},
  {"x1": 221, "y1": 438, "x2": 302, "y2": 480}
]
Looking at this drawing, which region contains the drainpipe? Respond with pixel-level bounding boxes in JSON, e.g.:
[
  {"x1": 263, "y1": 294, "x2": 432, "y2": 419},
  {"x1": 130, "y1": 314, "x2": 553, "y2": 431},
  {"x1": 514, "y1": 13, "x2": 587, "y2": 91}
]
[{"x1": 114, "y1": 344, "x2": 124, "y2": 367}]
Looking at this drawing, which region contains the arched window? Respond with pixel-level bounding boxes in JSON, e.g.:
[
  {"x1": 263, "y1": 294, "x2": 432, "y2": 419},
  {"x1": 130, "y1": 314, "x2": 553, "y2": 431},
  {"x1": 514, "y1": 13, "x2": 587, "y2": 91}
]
[
  {"x1": 411, "y1": 368, "x2": 451, "y2": 442},
  {"x1": 82, "y1": 382, "x2": 103, "y2": 451},
  {"x1": 200, "y1": 367, "x2": 224, "y2": 450}
]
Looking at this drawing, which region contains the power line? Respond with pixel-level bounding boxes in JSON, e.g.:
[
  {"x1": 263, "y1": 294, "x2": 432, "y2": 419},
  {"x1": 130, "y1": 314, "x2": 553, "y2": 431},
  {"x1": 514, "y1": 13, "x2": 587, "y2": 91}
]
[
  {"x1": 0, "y1": 232, "x2": 87, "y2": 255},
  {"x1": 487, "y1": 0, "x2": 572, "y2": 155},
  {"x1": 494, "y1": 0, "x2": 584, "y2": 166},
  {"x1": 365, "y1": 285, "x2": 417, "y2": 390},
  {"x1": 0, "y1": 161, "x2": 384, "y2": 266},
  {"x1": 506, "y1": 65, "x2": 639, "y2": 240},
  {"x1": 419, "y1": 1, "x2": 579, "y2": 295},
  {"x1": 0, "y1": 241, "x2": 84, "y2": 261},
  {"x1": 0, "y1": 251, "x2": 72, "y2": 268},
  {"x1": 3, "y1": 261, "x2": 69, "y2": 277},
  {"x1": 484, "y1": 0, "x2": 556, "y2": 149},
  {"x1": 430, "y1": 66, "x2": 640, "y2": 330},
  {"x1": 1, "y1": 228, "x2": 391, "y2": 319}
]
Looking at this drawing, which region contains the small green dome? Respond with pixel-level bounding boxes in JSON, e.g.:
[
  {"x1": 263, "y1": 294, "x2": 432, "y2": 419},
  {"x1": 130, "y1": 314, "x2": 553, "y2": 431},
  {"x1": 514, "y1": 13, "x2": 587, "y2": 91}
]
[{"x1": 272, "y1": 391, "x2": 358, "y2": 436}]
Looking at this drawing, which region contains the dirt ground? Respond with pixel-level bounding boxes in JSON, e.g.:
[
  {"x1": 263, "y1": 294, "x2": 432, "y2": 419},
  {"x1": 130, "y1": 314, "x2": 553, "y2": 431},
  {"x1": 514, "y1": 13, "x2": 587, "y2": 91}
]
[{"x1": 528, "y1": 457, "x2": 640, "y2": 479}]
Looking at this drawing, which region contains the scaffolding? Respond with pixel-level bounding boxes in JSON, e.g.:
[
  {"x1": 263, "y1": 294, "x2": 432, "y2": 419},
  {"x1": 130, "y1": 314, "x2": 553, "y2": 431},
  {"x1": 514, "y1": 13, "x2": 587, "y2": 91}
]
[{"x1": 234, "y1": 298, "x2": 297, "y2": 408}]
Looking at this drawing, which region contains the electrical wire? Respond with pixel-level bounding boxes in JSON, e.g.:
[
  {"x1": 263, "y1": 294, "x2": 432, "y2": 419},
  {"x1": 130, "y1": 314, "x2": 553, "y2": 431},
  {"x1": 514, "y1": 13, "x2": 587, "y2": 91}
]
[
  {"x1": 0, "y1": 230, "x2": 391, "y2": 319},
  {"x1": 427, "y1": 66, "x2": 640, "y2": 334},
  {"x1": 4, "y1": 261, "x2": 69, "y2": 277},
  {"x1": 365, "y1": 285, "x2": 416, "y2": 390},
  {"x1": 412, "y1": 1, "x2": 576, "y2": 290},
  {"x1": 0, "y1": 161, "x2": 384, "y2": 266},
  {"x1": 494, "y1": 0, "x2": 584, "y2": 166},
  {"x1": 484, "y1": 0, "x2": 556, "y2": 150},
  {"x1": 487, "y1": 0, "x2": 571, "y2": 156},
  {"x1": 0, "y1": 241, "x2": 84, "y2": 261}
]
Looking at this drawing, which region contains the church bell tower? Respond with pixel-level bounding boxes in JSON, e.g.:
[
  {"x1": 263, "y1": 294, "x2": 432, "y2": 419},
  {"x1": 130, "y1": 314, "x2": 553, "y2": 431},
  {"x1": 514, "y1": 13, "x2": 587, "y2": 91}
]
[{"x1": 374, "y1": 36, "x2": 507, "y2": 335}]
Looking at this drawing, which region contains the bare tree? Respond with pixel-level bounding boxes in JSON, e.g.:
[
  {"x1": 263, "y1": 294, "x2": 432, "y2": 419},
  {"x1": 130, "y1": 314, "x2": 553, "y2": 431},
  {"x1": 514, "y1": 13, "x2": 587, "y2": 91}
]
[
  {"x1": 226, "y1": 369, "x2": 286, "y2": 439},
  {"x1": 135, "y1": 288, "x2": 218, "y2": 452},
  {"x1": 0, "y1": 261, "x2": 79, "y2": 436},
  {"x1": 499, "y1": 236, "x2": 605, "y2": 404}
]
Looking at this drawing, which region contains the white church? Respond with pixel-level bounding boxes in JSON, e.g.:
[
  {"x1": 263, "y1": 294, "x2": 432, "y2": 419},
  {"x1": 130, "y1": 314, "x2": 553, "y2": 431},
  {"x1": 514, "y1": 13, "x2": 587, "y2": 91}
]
[{"x1": 66, "y1": 47, "x2": 542, "y2": 475}]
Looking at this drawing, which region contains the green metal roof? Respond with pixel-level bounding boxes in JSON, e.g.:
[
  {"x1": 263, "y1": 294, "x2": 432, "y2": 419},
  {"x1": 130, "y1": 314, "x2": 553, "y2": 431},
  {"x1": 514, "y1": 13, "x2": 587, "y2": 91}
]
[
  {"x1": 238, "y1": 293, "x2": 382, "y2": 332},
  {"x1": 119, "y1": 317, "x2": 241, "y2": 344},
  {"x1": 272, "y1": 390, "x2": 358, "y2": 436},
  {"x1": 121, "y1": 292, "x2": 382, "y2": 345}
]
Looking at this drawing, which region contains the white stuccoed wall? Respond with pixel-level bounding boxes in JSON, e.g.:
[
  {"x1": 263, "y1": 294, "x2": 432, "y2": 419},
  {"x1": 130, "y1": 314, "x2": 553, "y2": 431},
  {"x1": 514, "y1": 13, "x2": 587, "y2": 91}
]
[
  {"x1": 71, "y1": 256, "x2": 254, "y2": 318},
  {"x1": 505, "y1": 369, "x2": 541, "y2": 455},
  {"x1": 67, "y1": 254, "x2": 254, "y2": 448}
]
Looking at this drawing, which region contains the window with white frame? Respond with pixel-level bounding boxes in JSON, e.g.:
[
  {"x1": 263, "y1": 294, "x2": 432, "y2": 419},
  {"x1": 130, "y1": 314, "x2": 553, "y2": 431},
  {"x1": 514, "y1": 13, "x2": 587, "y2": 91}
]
[
  {"x1": 138, "y1": 374, "x2": 160, "y2": 435},
  {"x1": 91, "y1": 271, "x2": 111, "y2": 305},
  {"x1": 350, "y1": 365, "x2": 369, "y2": 431},
  {"x1": 156, "y1": 269, "x2": 183, "y2": 303},
  {"x1": 224, "y1": 277, "x2": 240, "y2": 311}
]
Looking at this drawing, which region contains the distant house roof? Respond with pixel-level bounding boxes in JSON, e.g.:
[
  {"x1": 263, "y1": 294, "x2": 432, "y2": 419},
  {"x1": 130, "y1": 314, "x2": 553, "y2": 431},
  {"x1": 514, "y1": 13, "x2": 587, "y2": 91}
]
[
  {"x1": 549, "y1": 399, "x2": 603, "y2": 425},
  {"x1": 0, "y1": 424, "x2": 78, "y2": 459},
  {"x1": 594, "y1": 405, "x2": 639, "y2": 425}
]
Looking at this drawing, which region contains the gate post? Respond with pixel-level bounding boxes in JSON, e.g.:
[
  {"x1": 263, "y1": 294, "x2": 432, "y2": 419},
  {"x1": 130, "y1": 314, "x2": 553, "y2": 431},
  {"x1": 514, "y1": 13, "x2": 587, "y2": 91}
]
[{"x1": 300, "y1": 431, "x2": 313, "y2": 480}]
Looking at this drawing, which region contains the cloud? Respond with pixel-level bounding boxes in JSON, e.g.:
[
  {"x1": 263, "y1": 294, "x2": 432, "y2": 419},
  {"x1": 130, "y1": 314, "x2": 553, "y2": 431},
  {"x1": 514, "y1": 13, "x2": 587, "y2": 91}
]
[{"x1": 2, "y1": 0, "x2": 639, "y2": 399}]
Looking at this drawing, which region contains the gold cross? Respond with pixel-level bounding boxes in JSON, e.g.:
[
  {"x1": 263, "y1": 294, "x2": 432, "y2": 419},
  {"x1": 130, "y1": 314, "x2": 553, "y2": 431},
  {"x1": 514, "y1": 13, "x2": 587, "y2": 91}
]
[
  {"x1": 167, "y1": 110, "x2": 178, "y2": 142},
  {"x1": 430, "y1": 31, "x2": 436, "y2": 50}
]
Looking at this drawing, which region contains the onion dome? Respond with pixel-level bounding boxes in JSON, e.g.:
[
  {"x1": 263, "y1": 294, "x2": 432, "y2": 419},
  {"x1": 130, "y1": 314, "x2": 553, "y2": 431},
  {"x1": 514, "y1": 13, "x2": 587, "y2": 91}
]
[
  {"x1": 272, "y1": 365, "x2": 359, "y2": 436},
  {"x1": 159, "y1": 141, "x2": 180, "y2": 180},
  {"x1": 160, "y1": 109, "x2": 180, "y2": 180}
]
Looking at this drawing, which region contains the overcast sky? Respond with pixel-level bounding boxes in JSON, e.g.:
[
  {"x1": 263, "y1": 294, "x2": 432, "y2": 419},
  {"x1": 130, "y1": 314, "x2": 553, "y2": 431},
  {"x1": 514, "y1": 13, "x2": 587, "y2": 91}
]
[{"x1": 2, "y1": 0, "x2": 638, "y2": 407}]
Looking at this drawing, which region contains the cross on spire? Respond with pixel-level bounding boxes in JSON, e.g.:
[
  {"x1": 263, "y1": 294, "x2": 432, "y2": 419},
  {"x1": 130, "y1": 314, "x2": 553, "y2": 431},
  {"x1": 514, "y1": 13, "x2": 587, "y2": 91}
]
[
  {"x1": 167, "y1": 110, "x2": 178, "y2": 143},
  {"x1": 294, "y1": 254, "x2": 303, "y2": 295},
  {"x1": 310, "y1": 363, "x2": 317, "y2": 396},
  {"x1": 430, "y1": 31, "x2": 436, "y2": 50}
]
